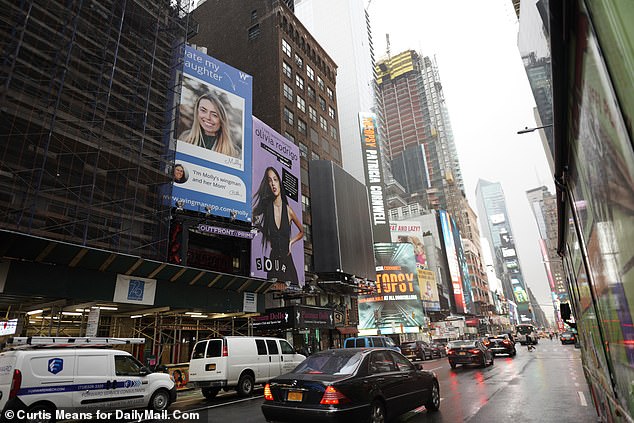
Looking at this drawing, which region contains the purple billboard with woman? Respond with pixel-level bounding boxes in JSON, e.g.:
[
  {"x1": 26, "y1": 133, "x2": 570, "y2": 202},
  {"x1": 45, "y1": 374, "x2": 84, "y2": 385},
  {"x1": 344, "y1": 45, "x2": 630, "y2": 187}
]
[{"x1": 250, "y1": 117, "x2": 304, "y2": 287}]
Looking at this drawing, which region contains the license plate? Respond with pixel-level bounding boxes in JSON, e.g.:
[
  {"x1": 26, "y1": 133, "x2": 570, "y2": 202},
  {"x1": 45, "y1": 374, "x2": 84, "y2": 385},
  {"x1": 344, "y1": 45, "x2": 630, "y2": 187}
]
[
  {"x1": 205, "y1": 363, "x2": 216, "y2": 371},
  {"x1": 458, "y1": 352, "x2": 466, "y2": 355},
  {"x1": 287, "y1": 391, "x2": 303, "y2": 402}
]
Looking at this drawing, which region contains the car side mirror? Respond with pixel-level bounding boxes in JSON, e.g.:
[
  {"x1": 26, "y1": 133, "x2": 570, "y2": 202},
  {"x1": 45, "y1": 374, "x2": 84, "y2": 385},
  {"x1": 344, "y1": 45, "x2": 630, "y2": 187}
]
[{"x1": 139, "y1": 367, "x2": 150, "y2": 376}]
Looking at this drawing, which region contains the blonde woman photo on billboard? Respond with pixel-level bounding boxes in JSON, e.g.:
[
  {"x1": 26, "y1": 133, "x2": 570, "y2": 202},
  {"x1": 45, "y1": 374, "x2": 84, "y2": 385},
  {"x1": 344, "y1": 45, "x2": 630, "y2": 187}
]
[
  {"x1": 180, "y1": 93, "x2": 239, "y2": 158},
  {"x1": 253, "y1": 167, "x2": 303, "y2": 286}
]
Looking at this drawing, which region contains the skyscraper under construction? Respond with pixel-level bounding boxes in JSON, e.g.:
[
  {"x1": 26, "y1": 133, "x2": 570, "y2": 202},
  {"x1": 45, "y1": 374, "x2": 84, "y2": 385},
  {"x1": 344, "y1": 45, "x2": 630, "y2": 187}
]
[{"x1": 375, "y1": 50, "x2": 464, "y2": 213}]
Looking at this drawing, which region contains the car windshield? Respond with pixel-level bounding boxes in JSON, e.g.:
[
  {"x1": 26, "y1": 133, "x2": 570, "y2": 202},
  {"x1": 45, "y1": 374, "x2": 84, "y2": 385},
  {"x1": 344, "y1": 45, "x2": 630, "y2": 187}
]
[
  {"x1": 293, "y1": 351, "x2": 364, "y2": 375},
  {"x1": 448, "y1": 340, "x2": 475, "y2": 349},
  {"x1": 401, "y1": 342, "x2": 416, "y2": 348}
]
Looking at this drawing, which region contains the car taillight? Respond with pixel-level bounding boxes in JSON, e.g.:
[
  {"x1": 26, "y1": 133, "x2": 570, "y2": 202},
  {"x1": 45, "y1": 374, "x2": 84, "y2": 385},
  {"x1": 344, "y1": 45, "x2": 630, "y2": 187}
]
[
  {"x1": 502, "y1": 340, "x2": 511, "y2": 345},
  {"x1": 469, "y1": 349, "x2": 481, "y2": 354},
  {"x1": 447, "y1": 350, "x2": 455, "y2": 355},
  {"x1": 9, "y1": 369, "x2": 21, "y2": 399},
  {"x1": 320, "y1": 385, "x2": 349, "y2": 405},
  {"x1": 264, "y1": 383, "x2": 274, "y2": 401},
  {"x1": 222, "y1": 340, "x2": 228, "y2": 357}
]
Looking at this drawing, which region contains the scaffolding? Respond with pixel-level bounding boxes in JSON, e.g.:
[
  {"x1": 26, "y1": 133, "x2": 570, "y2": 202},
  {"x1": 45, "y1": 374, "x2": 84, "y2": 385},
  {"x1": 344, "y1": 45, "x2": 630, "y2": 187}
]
[{"x1": 0, "y1": 0, "x2": 196, "y2": 261}]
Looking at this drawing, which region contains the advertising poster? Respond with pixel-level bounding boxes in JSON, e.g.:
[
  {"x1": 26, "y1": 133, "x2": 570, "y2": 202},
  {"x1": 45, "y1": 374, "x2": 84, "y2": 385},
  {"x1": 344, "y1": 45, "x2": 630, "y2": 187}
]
[
  {"x1": 439, "y1": 210, "x2": 466, "y2": 313},
  {"x1": 250, "y1": 117, "x2": 304, "y2": 287},
  {"x1": 452, "y1": 217, "x2": 474, "y2": 314},
  {"x1": 358, "y1": 243, "x2": 426, "y2": 334},
  {"x1": 171, "y1": 45, "x2": 253, "y2": 221},
  {"x1": 358, "y1": 113, "x2": 390, "y2": 243},
  {"x1": 390, "y1": 221, "x2": 440, "y2": 311}
]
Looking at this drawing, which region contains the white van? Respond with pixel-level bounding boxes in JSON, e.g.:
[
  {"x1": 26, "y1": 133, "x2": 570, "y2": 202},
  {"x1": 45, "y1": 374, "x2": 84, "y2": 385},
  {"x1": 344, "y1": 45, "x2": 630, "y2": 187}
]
[
  {"x1": 0, "y1": 337, "x2": 175, "y2": 422},
  {"x1": 188, "y1": 336, "x2": 305, "y2": 398}
]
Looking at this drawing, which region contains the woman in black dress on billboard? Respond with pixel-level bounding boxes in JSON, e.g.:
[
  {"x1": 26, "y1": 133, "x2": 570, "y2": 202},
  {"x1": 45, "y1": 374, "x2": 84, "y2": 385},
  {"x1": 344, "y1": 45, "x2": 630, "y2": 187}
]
[{"x1": 253, "y1": 167, "x2": 303, "y2": 285}]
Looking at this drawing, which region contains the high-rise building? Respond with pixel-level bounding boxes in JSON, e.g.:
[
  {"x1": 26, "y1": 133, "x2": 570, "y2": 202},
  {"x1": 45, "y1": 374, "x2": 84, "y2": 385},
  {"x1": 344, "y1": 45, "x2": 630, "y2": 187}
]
[
  {"x1": 375, "y1": 50, "x2": 464, "y2": 212},
  {"x1": 475, "y1": 179, "x2": 532, "y2": 321},
  {"x1": 294, "y1": 0, "x2": 375, "y2": 184},
  {"x1": 0, "y1": 1, "x2": 280, "y2": 360},
  {"x1": 190, "y1": 0, "x2": 342, "y2": 278},
  {"x1": 527, "y1": 186, "x2": 567, "y2": 325}
]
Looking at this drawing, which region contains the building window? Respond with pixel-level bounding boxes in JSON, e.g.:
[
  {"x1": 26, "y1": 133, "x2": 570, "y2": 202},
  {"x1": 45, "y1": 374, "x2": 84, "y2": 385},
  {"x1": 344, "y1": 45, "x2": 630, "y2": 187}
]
[
  {"x1": 295, "y1": 74, "x2": 304, "y2": 90},
  {"x1": 283, "y1": 83, "x2": 293, "y2": 101},
  {"x1": 299, "y1": 142, "x2": 308, "y2": 158},
  {"x1": 319, "y1": 116, "x2": 327, "y2": 131},
  {"x1": 310, "y1": 128, "x2": 319, "y2": 144},
  {"x1": 248, "y1": 24, "x2": 260, "y2": 40},
  {"x1": 302, "y1": 196, "x2": 311, "y2": 214},
  {"x1": 306, "y1": 65, "x2": 314, "y2": 81},
  {"x1": 307, "y1": 85, "x2": 316, "y2": 100},
  {"x1": 311, "y1": 151, "x2": 320, "y2": 161},
  {"x1": 282, "y1": 61, "x2": 292, "y2": 79},
  {"x1": 309, "y1": 106, "x2": 317, "y2": 123},
  {"x1": 303, "y1": 223, "x2": 312, "y2": 243},
  {"x1": 317, "y1": 76, "x2": 325, "y2": 91},
  {"x1": 296, "y1": 95, "x2": 306, "y2": 113},
  {"x1": 390, "y1": 209, "x2": 399, "y2": 220},
  {"x1": 251, "y1": 9, "x2": 258, "y2": 21},
  {"x1": 328, "y1": 106, "x2": 336, "y2": 120},
  {"x1": 294, "y1": 53, "x2": 303, "y2": 68},
  {"x1": 282, "y1": 39, "x2": 291, "y2": 57},
  {"x1": 304, "y1": 253, "x2": 313, "y2": 272},
  {"x1": 284, "y1": 132, "x2": 295, "y2": 142},
  {"x1": 319, "y1": 96, "x2": 326, "y2": 111},
  {"x1": 327, "y1": 87, "x2": 334, "y2": 101},
  {"x1": 329, "y1": 125, "x2": 337, "y2": 139},
  {"x1": 284, "y1": 107, "x2": 294, "y2": 125},
  {"x1": 298, "y1": 118, "x2": 307, "y2": 134},
  {"x1": 301, "y1": 167, "x2": 309, "y2": 187}
]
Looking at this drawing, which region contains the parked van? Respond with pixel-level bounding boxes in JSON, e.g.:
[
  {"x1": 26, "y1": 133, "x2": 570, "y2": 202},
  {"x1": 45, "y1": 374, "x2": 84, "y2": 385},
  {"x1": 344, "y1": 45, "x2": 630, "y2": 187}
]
[
  {"x1": 0, "y1": 337, "x2": 175, "y2": 422},
  {"x1": 188, "y1": 336, "x2": 305, "y2": 398},
  {"x1": 343, "y1": 336, "x2": 401, "y2": 352}
]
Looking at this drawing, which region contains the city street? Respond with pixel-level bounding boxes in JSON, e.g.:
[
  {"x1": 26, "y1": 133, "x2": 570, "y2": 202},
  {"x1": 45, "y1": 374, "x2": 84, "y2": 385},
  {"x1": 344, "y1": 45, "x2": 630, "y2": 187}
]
[{"x1": 139, "y1": 341, "x2": 598, "y2": 423}]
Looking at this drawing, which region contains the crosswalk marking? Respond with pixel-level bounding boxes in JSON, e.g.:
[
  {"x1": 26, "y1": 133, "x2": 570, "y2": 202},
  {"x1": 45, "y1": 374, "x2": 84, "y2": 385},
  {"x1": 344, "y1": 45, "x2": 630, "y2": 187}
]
[{"x1": 578, "y1": 391, "x2": 588, "y2": 406}]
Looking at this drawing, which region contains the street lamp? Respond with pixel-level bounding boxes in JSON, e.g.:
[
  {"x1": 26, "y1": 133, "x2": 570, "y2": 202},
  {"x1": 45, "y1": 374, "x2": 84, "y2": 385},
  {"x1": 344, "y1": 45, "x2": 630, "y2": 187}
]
[{"x1": 517, "y1": 124, "x2": 553, "y2": 134}]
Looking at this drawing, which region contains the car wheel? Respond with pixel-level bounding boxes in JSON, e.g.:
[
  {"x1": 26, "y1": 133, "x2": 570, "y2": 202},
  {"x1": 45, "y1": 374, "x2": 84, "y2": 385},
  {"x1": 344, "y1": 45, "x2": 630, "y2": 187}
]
[
  {"x1": 202, "y1": 387, "x2": 221, "y2": 399},
  {"x1": 425, "y1": 381, "x2": 440, "y2": 412},
  {"x1": 369, "y1": 400, "x2": 386, "y2": 423},
  {"x1": 26, "y1": 403, "x2": 56, "y2": 423},
  {"x1": 236, "y1": 373, "x2": 254, "y2": 397},
  {"x1": 149, "y1": 389, "x2": 171, "y2": 411}
]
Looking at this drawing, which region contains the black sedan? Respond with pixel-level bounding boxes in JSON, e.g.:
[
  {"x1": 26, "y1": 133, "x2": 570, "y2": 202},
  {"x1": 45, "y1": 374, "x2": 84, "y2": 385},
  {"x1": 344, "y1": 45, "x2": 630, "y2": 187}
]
[
  {"x1": 261, "y1": 347, "x2": 440, "y2": 423},
  {"x1": 560, "y1": 331, "x2": 577, "y2": 344},
  {"x1": 485, "y1": 334, "x2": 517, "y2": 356},
  {"x1": 400, "y1": 340, "x2": 433, "y2": 361},
  {"x1": 447, "y1": 339, "x2": 494, "y2": 369}
]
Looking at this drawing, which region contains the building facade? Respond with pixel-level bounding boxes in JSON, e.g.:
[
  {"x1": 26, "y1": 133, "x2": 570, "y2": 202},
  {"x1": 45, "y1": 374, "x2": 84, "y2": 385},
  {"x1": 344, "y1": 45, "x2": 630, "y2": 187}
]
[{"x1": 475, "y1": 179, "x2": 532, "y2": 321}]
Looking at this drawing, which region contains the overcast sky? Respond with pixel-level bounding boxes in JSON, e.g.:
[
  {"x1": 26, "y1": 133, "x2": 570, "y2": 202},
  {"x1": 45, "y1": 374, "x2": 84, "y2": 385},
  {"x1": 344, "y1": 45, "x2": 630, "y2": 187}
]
[{"x1": 369, "y1": 0, "x2": 556, "y2": 322}]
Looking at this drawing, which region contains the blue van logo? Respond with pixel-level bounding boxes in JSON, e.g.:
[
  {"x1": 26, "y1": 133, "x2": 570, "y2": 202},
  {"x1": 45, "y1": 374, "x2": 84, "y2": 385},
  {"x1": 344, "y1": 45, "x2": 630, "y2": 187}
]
[{"x1": 48, "y1": 358, "x2": 63, "y2": 374}]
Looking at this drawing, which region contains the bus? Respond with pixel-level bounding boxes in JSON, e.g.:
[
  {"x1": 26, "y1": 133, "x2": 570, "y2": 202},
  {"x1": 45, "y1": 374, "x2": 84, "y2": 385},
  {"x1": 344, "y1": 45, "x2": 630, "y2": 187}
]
[{"x1": 515, "y1": 323, "x2": 537, "y2": 345}]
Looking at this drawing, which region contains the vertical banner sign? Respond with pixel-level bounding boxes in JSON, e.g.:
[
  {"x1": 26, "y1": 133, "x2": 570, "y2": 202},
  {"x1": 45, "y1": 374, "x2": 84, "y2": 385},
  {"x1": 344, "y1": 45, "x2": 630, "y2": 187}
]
[
  {"x1": 452, "y1": 218, "x2": 473, "y2": 314},
  {"x1": 171, "y1": 45, "x2": 253, "y2": 221},
  {"x1": 86, "y1": 308, "x2": 100, "y2": 337},
  {"x1": 359, "y1": 112, "x2": 390, "y2": 243},
  {"x1": 390, "y1": 221, "x2": 441, "y2": 311},
  {"x1": 358, "y1": 243, "x2": 426, "y2": 334},
  {"x1": 251, "y1": 117, "x2": 304, "y2": 287},
  {"x1": 439, "y1": 210, "x2": 466, "y2": 313}
]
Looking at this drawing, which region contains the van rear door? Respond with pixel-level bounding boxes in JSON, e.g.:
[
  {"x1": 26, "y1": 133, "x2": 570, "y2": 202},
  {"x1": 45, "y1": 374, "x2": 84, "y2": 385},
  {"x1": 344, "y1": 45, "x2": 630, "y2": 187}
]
[
  {"x1": 188, "y1": 339, "x2": 225, "y2": 384},
  {"x1": 0, "y1": 354, "x2": 16, "y2": 410}
]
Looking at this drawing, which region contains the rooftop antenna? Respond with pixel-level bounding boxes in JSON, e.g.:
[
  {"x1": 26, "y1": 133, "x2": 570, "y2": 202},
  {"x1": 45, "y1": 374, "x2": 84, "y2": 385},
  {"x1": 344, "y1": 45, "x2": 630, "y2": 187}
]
[{"x1": 386, "y1": 33, "x2": 391, "y2": 60}]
